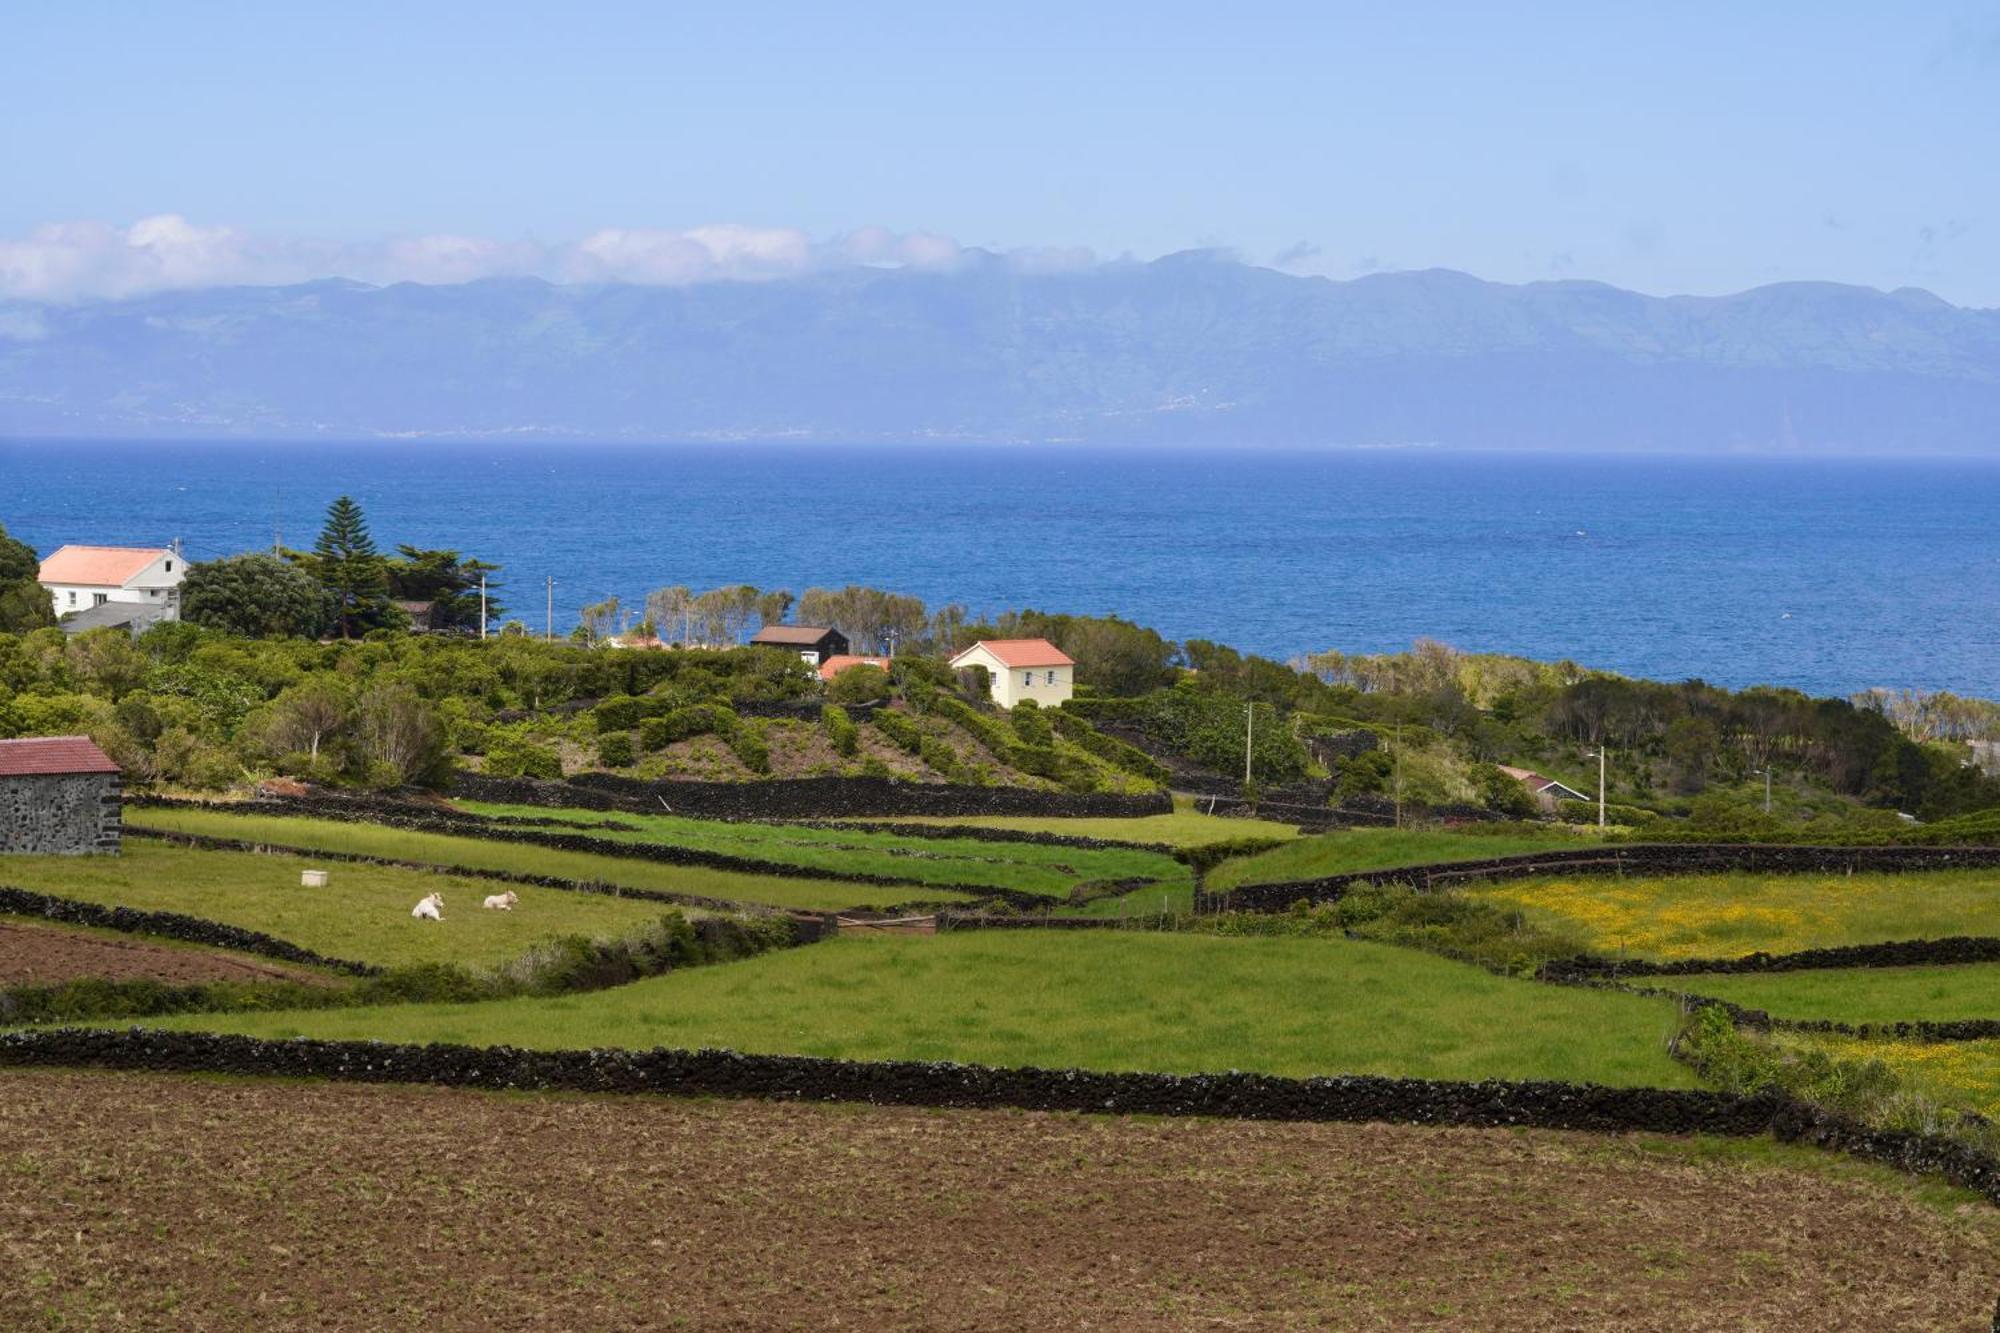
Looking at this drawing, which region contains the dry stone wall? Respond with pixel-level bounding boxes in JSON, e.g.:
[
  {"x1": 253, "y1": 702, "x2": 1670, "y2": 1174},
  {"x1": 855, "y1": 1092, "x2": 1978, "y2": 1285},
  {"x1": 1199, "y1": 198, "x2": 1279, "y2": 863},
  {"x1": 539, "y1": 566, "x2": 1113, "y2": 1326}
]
[{"x1": 0, "y1": 773, "x2": 121, "y2": 856}]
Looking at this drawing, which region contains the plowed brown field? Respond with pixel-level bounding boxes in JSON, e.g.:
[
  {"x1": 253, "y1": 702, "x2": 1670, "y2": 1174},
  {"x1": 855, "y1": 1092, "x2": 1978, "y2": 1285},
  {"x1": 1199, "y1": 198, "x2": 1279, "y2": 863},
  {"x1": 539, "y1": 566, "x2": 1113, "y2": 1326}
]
[
  {"x1": 1, "y1": 1069, "x2": 1994, "y2": 1331},
  {"x1": 0, "y1": 920, "x2": 332, "y2": 986}
]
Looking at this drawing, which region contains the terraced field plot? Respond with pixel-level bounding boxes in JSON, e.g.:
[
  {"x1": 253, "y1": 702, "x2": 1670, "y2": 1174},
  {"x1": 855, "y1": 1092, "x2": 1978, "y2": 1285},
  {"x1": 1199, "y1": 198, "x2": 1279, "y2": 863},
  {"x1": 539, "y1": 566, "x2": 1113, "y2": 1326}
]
[
  {"x1": 126, "y1": 806, "x2": 956, "y2": 911},
  {"x1": 1205, "y1": 825, "x2": 1597, "y2": 891},
  {"x1": 1785, "y1": 1032, "x2": 2000, "y2": 1122},
  {"x1": 0, "y1": 840, "x2": 680, "y2": 969},
  {"x1": 0, "y1": 918, "x2": 338, "y2": 987},
  {"x1": 459, "y1": 799, "x2": 1191, "y2": 898},
  {"x1": 135, "y1": 930, "x2": 1695, "y2": 1087},
  {"x1": 1670, "y1": 964, "x2": 2000, "y2": 1024},
  {"x1": 1475, "y1": 870, "x2": 2000, "y2": 960},
  {"x1": 4, "y1": 1069, "x2": 1995, "y2": 1332},
  {"x1": 842, "y1": 799, "x2": 1302, "y2": 847}
]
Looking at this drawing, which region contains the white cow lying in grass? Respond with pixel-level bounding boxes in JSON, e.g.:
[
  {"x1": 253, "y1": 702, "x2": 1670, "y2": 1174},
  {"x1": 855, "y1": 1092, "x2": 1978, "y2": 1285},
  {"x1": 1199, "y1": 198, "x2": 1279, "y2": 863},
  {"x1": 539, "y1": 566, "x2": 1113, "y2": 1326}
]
[
  {"x1": 482, "y1": 891, "x2": 519, "y2": 911},
  {"x1": 411, "y1": 892, "x2": 444, "y2": 921}
]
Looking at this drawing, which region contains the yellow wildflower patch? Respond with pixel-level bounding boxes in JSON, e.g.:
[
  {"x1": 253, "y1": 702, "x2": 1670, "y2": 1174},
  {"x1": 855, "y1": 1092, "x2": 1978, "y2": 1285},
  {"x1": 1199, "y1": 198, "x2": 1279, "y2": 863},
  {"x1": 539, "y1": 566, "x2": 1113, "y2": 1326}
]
[
  {"x1": 1476, "y1": 871, "x2": 2000, "y2": 960},
  {"x1": 1800, "y1": 1035, "x2": 2000, "y2": 1121}
]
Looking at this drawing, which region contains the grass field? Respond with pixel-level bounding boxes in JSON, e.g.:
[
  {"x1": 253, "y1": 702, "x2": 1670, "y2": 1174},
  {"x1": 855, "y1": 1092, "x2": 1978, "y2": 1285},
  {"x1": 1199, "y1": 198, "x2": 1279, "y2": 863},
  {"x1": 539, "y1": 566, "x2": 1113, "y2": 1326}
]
[
  {"x1": 126, "y1": 807, "x2": 963, "y2": 911},
  {"x1": 844, "y1": 797, "x2": 1303, "y2": 847},
  {"x1": 1205, "y1": 825, "x2": 1595, "y2": 891},
  {"x1": 1475, "y1": 871, "x2": 2000, "y2": 960},
  {"x1": 134, "y1": 930, "x2": 1693, "y2": 1087},
  {"x1": 459, "y1": 800, "x2": 1191, "y2": 898},
  {"x1": 1668, "y1": 964, "x2": 2000, "y2": 1024},
  {"x1": 8, "y1": 1070, "x2": 1994, "y2": 1331},
  {"x1": 0, "y1": 840, "x2": 678, "y2": 969},
  {"x1": 1786, "y1": 1033, "x2": 2000, "y2": 1122}
]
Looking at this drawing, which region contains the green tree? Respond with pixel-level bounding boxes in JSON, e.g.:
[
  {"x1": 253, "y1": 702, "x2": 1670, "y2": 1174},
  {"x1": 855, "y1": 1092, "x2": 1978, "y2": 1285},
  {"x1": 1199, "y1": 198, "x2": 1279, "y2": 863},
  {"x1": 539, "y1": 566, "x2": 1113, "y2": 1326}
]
[
  {"x1": 312, "y1": 496, "x2": 395, "y2": 638},
  {"x1": 181, "y1": 554, "x2": 331, "y2": 638},
  {"x1": 0, "y1": 520, "x2": 53, "y2": 633},
  {"x1": 385, "y1": 546, "x2": 503, "y2": 632}
]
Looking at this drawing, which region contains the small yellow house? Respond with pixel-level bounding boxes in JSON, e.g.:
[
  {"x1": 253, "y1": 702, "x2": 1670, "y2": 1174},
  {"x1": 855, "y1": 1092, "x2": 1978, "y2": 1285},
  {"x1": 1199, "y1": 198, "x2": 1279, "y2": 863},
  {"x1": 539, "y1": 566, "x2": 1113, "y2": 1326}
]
[{"x1": 949, "y1": 639, "x2": 1076, "y2": 709}]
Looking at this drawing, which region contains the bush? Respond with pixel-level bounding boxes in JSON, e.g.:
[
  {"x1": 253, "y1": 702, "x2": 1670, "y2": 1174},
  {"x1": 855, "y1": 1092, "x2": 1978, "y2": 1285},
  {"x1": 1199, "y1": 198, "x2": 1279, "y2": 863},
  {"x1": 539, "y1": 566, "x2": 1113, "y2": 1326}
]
[
  {"x1": 935, "y1": 694, "x2": 1017, "y2": 755},
  {"x1": 1050, "y1": 709, "x2": 1171, "y2": 783},
  {"x1": 593, "y1": 694, "x2": 650, "y2": 733},
  {"x1": 871, "y1": 708, "x2": 925, "y2": 755},
  {"x1": 822, "y1": 703, "x2": 859, "y2": 757},
  {"x1": 727, "y1": 720, "x2": 772, "y2": 774},
  {"x1": 918, "y1": 734, "x2": 963, "y2": 780},
  {"x1": 596, "y1": 731, "x2": 635, "y2": 767},
  {"x1": 827, "y1": 664, "x2": 891, "y2": 705},
  {"x1": 638, "y1": 703, "x2": 739, "y2": 751},
  {"x1": 1555, "y1": 798, "x2": 1659, "y2": 827},
  {"x1": 1010, "y1": 698, "x2": 1054, "y2": 746},
  {"x1": 483, "y1": 732, "x2": 563, "y2": 780}
]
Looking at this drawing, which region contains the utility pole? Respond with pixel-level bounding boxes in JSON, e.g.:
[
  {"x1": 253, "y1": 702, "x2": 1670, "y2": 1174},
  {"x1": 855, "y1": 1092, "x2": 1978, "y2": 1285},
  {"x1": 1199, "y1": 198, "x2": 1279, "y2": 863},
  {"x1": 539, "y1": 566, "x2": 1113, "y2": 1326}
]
[
  {"x1": 545, "y1": 577, "x2": 554, "y2": 642},
  {"x1": 478, "y1": 575, "x2": 488, "y2": 641},
  {"x1": 1761, "y1": 767, "x2": 1772, "y2": 814},
  {"x1": 1592, "y1": 746, "x2": 1608, "y2": 828},
  {"x1": 1393, "y1": 722, "x2": 1403, "y2": 829}
]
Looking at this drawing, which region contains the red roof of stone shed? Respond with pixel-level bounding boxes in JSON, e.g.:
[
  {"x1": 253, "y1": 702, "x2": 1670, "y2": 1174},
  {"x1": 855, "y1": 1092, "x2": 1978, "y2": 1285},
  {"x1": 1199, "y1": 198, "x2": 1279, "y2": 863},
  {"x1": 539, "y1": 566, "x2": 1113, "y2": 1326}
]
[{"x1": 0, "y1": 735, "x2": 120, "y2": 777}]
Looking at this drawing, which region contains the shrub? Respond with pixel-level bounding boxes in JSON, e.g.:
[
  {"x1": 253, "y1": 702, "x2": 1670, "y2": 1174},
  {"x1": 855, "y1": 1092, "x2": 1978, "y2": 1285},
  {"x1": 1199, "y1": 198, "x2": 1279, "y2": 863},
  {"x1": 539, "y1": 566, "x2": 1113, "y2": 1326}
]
[
  {"x1": 1051, "y1": 709, "x2": 1171, "y2": 783},
  {"x1": 1554, "y1": 798, "x2": 1659, "y2": 827},
  {"x1": 728, "y1": 720, "x2": 772, "y2": 774},
  {"x1": 871, "y1": 708, "x2": 925, "y2": 755},
  {"x1": 1011, "y1": 697, "x2": 1054, "y2": 746},
  {"x1": 596, "y1": 731, "x2": 635, "y2": 768},
  {"x1": 822, "y1": 703, "x2": 859, "y2": 756},
  {"x1": 827, "y1": 664, "x2": 891, "y2": 705},
  {"x1": 638, "y1": 703, "x2": 739, "y2": 751},
  {"x1": 918, "y1": 734, "x2": 963, "y2": 780},
  {"x1": 593, "y1": 694, "x2": 649, "y2": 733},
  {"x1": 483, "y1": 732, "x2": 563, "y2": 780},
  {"x1": 935, "y1": 694, "x2": 1017, "y2": 754}
]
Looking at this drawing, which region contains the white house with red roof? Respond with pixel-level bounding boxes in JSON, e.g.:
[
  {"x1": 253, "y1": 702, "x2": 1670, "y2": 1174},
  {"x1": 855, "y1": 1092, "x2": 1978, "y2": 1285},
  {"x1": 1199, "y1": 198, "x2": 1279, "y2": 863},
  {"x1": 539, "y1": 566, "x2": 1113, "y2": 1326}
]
[
  {"x1": 949, "y1": 638, "x2": 1076, "y2": 709},
  {"x1": 37, "y1": 544, "x2": 185, "y2": 622}
]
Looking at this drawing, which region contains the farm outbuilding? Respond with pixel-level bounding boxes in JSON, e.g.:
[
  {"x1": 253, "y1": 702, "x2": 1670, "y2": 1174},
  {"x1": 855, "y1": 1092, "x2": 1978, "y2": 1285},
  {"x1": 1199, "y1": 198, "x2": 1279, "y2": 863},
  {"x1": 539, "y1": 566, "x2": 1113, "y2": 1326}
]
[
  {"x1": 0, "y1": 735, "x2": 123, "y2": 855},
  {"x1": 749, "y1": 625, "x2": 850, "y2": 666}
]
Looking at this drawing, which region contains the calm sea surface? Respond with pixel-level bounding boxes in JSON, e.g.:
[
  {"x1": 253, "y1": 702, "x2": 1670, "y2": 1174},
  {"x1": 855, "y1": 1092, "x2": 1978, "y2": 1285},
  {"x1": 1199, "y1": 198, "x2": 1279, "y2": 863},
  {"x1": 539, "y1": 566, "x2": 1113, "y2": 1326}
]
[{"x1": 2, "y1": 441, "x2": 1995, "y2": 698}]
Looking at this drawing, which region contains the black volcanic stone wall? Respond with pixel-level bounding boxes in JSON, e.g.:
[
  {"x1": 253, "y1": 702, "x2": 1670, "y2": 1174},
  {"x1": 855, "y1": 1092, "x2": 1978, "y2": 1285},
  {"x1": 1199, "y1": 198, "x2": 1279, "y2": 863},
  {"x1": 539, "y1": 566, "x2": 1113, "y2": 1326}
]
[
  {"x1": 0, "y1": 884, "x2": 377, "y2": 975},
  {"x1": 1206, "y1": 842, "x2": 2000, "y2": 914},
  {"x1": 0, "y1": 772, "x2": 121, "y2": 855},
  {"x1": 1541, "y1": 934, "x2": 2000, "y2": 982},
  {"x1": 453, "y1": 771, "x2": 1173, "y2": 820}
]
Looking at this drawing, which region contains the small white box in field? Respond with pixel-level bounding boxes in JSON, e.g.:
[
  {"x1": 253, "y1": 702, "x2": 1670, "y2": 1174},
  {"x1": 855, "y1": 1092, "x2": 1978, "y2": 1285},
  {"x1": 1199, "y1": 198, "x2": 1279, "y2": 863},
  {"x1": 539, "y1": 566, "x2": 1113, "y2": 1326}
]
[{"x1": 300, "y1": 870, "x2": 329, "y2": 888}]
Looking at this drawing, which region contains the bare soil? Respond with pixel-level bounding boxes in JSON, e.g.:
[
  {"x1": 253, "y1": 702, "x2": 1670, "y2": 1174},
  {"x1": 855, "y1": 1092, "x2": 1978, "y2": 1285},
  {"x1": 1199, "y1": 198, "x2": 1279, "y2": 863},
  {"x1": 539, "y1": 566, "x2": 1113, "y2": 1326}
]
[
  {"x1": 2, "y1": 1069, "x2": 1995, "y2": 1330},
  {"x1": 0, "y1": 920, "x2": 334, "y2": 987}
]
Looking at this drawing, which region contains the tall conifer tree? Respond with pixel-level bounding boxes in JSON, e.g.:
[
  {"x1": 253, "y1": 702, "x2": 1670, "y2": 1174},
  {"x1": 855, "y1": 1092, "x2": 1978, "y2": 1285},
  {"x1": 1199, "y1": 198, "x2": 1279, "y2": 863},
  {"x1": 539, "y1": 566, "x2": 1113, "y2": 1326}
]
[{"x1": 313, "y1": 495, "x2": 391, "y2": 638}]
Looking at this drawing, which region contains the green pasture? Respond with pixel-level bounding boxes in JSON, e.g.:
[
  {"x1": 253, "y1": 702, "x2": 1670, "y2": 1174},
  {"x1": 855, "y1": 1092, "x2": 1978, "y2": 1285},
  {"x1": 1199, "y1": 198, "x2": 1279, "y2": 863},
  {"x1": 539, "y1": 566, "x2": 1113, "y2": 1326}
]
[
  {"x1": 1474, "y1": 871, "x2": 2000, "y2": 961},
  {"x1": 842, "y1": 797, "x2": 1302, "y2": 848},
  {"x1": 124, "y1": 807, "x2": 960, "y2": 911},
  {"x1": 1205, "y1": 825, "x2": 1594, "y2": 891},
  {"x1": 0, "y1": 839, "x2": 675, "y2": 969},
  {"x1": 458, "y1": 800, "x2": 1190, "y2": 898},
  {"x1": 1669, "y1": 964, "x2": 2000, "y2": 1025},
  {"x1": 132, "y1": 930, "x2": 1693, "y2": 1087}
]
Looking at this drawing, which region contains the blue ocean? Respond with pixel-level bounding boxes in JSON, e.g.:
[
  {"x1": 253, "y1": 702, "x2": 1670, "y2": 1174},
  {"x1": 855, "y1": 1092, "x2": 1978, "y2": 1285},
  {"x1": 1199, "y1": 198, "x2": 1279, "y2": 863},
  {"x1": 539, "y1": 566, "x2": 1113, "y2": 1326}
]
[{"x1": 2, "y1": 440, "x2": 1995, "y2": 698}]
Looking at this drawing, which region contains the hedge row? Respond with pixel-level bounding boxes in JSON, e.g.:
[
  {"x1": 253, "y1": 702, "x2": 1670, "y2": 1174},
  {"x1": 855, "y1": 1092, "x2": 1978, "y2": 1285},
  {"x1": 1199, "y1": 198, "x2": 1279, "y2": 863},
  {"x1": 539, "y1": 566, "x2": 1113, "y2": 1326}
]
[
  {"x1": 1049, "y1": 709, "x2": 1173, "y2": 784},
  {"x1": 0, "y1": 883, "x2": 378, "y2": 976},
  {"x1": 795, "y1": 819, "x2": 1174, "y2": 855},
  {"x1": 1206, "y1": 842, "x2": 2000, "y2": 915},
  {"x1": 453, "y1": 771, "x2": 1174, "y2": 820}
]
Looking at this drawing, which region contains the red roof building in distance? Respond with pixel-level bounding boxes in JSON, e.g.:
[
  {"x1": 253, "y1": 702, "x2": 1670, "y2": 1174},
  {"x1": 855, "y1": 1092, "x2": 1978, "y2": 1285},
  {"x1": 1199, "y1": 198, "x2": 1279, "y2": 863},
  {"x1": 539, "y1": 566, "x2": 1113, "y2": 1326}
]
[
  {"x1": 37, "y1": 546, "x2": 173, "y2": 588},
  {"x1": 947, "y1": 639, "x2": 1077, "y2": 709},
  {"x1": 817, "y1": 654, "x2": 891, "y2": 681},
  {"x1": 953, "y1": 638, "x2": 1076, "y2": 668},
  {"x1": 0, "y1": 735, "x2": 121, "y2": 777}
]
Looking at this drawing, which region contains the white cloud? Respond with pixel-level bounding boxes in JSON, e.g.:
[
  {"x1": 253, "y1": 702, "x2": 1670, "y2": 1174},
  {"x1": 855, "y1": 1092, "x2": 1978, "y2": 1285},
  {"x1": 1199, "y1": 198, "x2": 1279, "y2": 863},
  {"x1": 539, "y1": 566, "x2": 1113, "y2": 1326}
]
[{"x1": 0, "y1": 216, "x2": 1105, "y2": 302}]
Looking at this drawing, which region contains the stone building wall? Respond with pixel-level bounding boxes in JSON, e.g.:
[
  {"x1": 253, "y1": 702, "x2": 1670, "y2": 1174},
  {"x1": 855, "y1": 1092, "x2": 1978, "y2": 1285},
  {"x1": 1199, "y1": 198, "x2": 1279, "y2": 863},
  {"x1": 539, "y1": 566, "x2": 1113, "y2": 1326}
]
[{"x1": 0, "y1": 772, "x2": 122, "y2": 855}]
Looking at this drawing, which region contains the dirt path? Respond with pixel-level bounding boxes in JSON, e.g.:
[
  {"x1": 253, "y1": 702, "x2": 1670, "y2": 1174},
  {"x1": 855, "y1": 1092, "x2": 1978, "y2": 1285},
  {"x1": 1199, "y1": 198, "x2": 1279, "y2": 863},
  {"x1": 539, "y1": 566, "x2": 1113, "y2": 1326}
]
[
  {"x1": 0, "y1": 919, "x2": 332, "y2": 986},
  {"x1": 1, "y1": 1069, "x2": 1995, "y2": 1330}
]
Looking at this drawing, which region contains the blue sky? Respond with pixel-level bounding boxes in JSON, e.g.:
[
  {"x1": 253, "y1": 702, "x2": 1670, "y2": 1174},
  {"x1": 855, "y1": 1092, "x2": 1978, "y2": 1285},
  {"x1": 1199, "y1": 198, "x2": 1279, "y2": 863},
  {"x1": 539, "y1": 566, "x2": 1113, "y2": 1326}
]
[{"x1": 4, "y1": 1, "x2": 1998, "y2": 303}]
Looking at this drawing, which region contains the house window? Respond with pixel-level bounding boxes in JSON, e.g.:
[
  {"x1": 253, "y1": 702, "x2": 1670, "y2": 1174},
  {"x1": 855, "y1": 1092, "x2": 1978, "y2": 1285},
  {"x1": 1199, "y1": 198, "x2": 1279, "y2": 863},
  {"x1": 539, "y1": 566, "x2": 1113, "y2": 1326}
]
[
  {"x1": 66, "y1": 591, "x2": 77, "y2": 606},
  {"x1": 1023, "y1": 671, "x2": 1033, "y2": 686},
  {"x1": 1046, "y1": 670, "x2": 1057, "y2": 685},
  {"x1": 164, "y1": 560, "x2": 173, "y2": 572},
  {"x1": 93, "y1": 593, "x2": 109, "y2": 606}
]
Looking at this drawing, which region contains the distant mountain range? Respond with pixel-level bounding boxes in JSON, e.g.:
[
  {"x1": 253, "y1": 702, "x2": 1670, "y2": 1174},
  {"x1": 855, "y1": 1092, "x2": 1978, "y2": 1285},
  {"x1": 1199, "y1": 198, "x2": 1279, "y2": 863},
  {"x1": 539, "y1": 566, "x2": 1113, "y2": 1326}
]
[{"x1": 4, "y1": 252, "x2": 1999, "y2": 451}]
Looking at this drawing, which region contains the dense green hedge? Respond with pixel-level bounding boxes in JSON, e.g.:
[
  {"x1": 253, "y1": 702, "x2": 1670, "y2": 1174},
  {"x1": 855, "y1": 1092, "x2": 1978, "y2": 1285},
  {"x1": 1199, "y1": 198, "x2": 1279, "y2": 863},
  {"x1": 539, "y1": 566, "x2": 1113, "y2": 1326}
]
[
  {"x1": 1051, "y1": 709, "x2": 1172, "y2": 783},
  {"x1": 822, "y1": 704, "x2": 859, "y2": 757},
  {"x1": 638, "y1": 703, "x2": 740, "y2": 751}
]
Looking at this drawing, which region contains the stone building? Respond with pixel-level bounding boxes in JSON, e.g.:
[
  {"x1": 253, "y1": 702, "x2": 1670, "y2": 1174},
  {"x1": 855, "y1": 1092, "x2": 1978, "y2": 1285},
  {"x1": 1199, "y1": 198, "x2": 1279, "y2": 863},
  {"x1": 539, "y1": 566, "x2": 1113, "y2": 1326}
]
[{"x1": 0, "y1": 735, "x2": 122, "y2": 855}]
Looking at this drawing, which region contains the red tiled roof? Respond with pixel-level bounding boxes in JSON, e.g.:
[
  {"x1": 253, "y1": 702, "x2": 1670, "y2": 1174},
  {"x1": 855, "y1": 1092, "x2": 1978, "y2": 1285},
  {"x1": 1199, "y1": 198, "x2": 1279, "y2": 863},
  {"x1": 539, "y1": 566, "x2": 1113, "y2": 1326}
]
[
  {"x1": 750, "y1": 625, "x2": 841, "y2": 646},
  {"x1": 37, "y1": 545, "x2": 170, "y2": 588},
  {"x1": 950, "y1": 638, "x2": 1075, "y2": 669},
  {"x1": 0, "y1": 735, "x2": 120, "y2": 777},
  {"x1": 817, "y1": 655, "x2": 890, "y2": 681}
]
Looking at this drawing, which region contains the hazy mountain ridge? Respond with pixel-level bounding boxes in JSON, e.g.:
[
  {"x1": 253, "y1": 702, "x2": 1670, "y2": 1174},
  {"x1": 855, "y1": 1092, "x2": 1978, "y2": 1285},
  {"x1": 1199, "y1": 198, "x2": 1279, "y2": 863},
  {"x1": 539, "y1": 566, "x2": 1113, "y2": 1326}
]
[{"x1": 4, "y1": 252, "x2": 1999, "y2": 450}]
